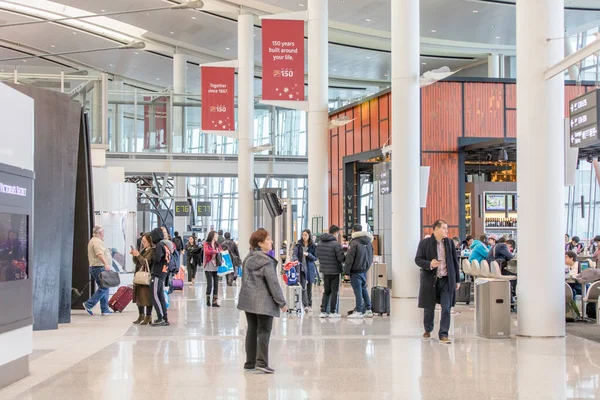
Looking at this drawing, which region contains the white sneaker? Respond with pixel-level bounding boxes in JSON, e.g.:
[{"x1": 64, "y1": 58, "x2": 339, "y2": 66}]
[
  {"x1": 330, "y1": 313, "x2": 342, "y2": 319},
  {"x1": 319, "y1": 312, "x2": 329, "y2": 318},
  {"x1": 348, "y1": 312, "x2": 364, "y2": 319},
  {"x1": 364, "y1": 310, "x2": 374, "y2": 318}
]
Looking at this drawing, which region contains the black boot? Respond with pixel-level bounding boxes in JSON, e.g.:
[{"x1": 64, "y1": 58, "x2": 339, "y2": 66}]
[
  {"x1": 206, "y1": 295, "x2": 211, "y2": 307},
  {"x1": 212, "y1": 296, "x2": 220, "y2": 308}
]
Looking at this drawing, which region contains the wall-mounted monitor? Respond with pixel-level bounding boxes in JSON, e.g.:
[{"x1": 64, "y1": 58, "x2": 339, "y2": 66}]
[
  {"x1": 0, "y1": 212, "x2": 28, "y2": 282},
  {"x1": 485, "y1": 194, "x2": 506, "y2": 212},
  {"x1": 261, "y1": 192, "x2": 283, "y2": 218}
]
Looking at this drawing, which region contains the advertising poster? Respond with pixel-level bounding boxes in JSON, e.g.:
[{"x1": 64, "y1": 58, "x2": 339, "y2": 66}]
[
  {"x1": 143, "y1": 96, "x2": 167, "y2": 150},
  {"x1": 201, "y1": 67, "x2": 235, "y2": 131},
  {"x1": 261, "y1": 19, "x2": 305, "y2": 101}
]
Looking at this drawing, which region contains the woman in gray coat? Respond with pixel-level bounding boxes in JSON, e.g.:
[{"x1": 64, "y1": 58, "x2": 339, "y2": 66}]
[{"x1": 237, "y1": 228, "x2": 287, "y2": 374}]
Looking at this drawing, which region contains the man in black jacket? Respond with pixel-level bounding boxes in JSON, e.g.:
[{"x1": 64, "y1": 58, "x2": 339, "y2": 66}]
[
  {"x1": 415, "y1": 220, "x2": 460, "y2": 344},
  {"x1": 316, "y1": 225, "x2": 345, "y2": 318},
  {"x1": 222, "y1": 232, "x2": 242, "y2": 286},
  {"x1": 487, "y1": 239, "x2": 516, "y2": 298},
  {"x1": 344, "y1": 224, "x2": 374, "y2": 319}
]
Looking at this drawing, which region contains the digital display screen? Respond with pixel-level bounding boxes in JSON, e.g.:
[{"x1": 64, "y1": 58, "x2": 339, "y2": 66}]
[
  {"x1": 485, "y1": 194, "x2": 506, "y2": 211},
  {"x1": 0, "y1": 212, "x2": 28, "y2": 282}
]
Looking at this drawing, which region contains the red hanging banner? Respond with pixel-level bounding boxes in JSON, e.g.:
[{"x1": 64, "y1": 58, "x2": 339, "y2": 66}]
[
  {"x1": 201, "y1": 67, "x2": 235, "y2": 131},
  {"x1": 261, "y1": 19, "x2": 305, "y2": 101}
]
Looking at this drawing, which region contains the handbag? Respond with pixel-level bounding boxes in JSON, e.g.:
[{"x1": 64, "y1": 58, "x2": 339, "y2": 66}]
[
  {"x1": 133, "y1": 258, "x2": 151, "y2": 286},
  {"x1": 99, "y1": 270, "x2": 121, "y2": 288},
  {"x1": 217, "y1": 250, "x2": 234, "y2": 276},
  {"x1": 215, "y1": 251, "x2": 223, "y2": 267}
]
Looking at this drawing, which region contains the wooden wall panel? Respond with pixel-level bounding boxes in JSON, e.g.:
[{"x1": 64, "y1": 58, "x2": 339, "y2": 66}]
[
  {"x1": 338, "y1": 169, "x2": 344, "y2": 229},
  {"x1": 361, "y1": 102, "x2": 369, "y2": 127},
  {"x1": 464, "y1": 83, "x2": 504, "y2": 138},
  {"x1": 331, "y1": 135, "x2": 339, "y2": 173},
  {"x1": 331, "y1": 194, "x2": 338, "y2": 228},
  {"x1": 505, "y1": 84, "x2": 516, "y2": 109},
  {"x1": 421, "y1": 82, "x2": 463, "y2": 151},
  {"x1": 362, "y1": 126, "x2": 371, "y2": 153},
  {"x1": 379, "y1": 119, "x2": 390, "y2": 147},
  {"x1": 564, "y1": 86, "x2": 587, "y2": 117},
  {"x1": 354, "y1": 114, "x2": 363, "y2": 154},
  {"x1": 370, "y1": 98, "x2": 380, "y2": 149},
  {"x1": 379, "y1": 93, "x2": 389, "y2": 120},
  {"x1": 421, "y1": 152, "x2": 459, "y2": 227},
  {"x1": 345, "y1": 121, "x2": 354, "y2": 156},
  {"x1": 506, "y1": 110, "x2": 516, "y2": 138}
]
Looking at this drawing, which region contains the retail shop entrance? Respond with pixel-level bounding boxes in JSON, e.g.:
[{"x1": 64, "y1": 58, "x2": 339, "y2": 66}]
[{"x1": 459, "y1": 138, "x2": 517, "y2": 241}]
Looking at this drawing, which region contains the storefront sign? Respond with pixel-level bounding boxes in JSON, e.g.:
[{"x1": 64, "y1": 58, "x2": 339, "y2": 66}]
[
  {"x1": 0, "y1": 182, "x2": 26, "y2": 197},
  {"x1": 201, "y1": 67, "x2": 235, "y2": 131},
  {"x1": 261, "y1": 19, "x2": 305, "y2": 101},
  {"x1": 174, "y1": 201, "x2": 191, "y2": 217},
  {"x1": 379, "y1": 169, "x2": 392, "y2": 195},
  {"x1": 570, "y1": 90, "x2": 600, "y2": 148},
  {"x1": 197, "y1": 201, "x2": 212, "y2": 217},
  {"x1": 344, "y1": 163, "x2": 356, "y2": 236}
]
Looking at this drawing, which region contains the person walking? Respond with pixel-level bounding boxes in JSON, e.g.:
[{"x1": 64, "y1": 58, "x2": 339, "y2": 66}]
[
  {"x1": 217, "y1": 230, "x2": 226, "y2": 245},
  {"x1": 316, "y1": 225, "x2": 345, "y2": 318},
  {"x1": 415, "y1": 220, "x2": 461, "y2": 344},
  {"x1": 295, "y1": 229, "x2": 318, "y2": 312},
  {"x1": 130, "y1": 233, "x2": 154, "y2": 325},
  {"x1": 343, "y1": 224, "x2": 374, "y2": 319},
  {"x1": 222, "y1": 232, "x2": 242, "y2": 286},
  {"x1": 237, "y1": 228, "x2": 287, "y2": 374},
  {"x1": 184, "y1": 236, "x2": 200, "y2": 286},
  {"x1": 83, "y1": 226, "x2": 114, "y2": 316},
  {"x1": 149, "y1": 227, "x2": 170, "y2": 326},
  {"x1": 204, "y1": 231, "x2": 222, "y2": 307}
]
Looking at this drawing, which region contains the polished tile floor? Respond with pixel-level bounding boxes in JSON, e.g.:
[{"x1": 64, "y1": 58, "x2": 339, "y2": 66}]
[{"x1": 4, "y1": 280, "x2": 600, "y2": 399}]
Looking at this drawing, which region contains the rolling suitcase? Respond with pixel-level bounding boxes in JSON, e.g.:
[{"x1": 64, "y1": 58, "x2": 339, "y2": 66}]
[
  {"x1": 285, "y1": 285, "x2": 303, "y2": 315},
  {"x1": 172, "y1": 279, "x2": 184, "y2": 290},
  {"x1": 456, "y1": 281, "x2": 471, "y2": 304},
  {"x1": 371, "y1": 286, "x2": 391, "y2": 316},
  {"x1": 109, "y1": 286, "x2": 133, "y2": 312}
]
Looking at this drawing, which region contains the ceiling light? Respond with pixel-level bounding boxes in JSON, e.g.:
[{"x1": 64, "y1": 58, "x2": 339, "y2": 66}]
[
  {"x1": 101, "y1": 9, "x2": 105, "y2": 12},
  {"x1": 431, "y1": 30, "x2": 436, "y2": 33},
  {"x1": 170, "y1": 31, "x2": 174, "y2": 34},
  {"x1": 491, "y1": 25, "x2": 496, "y2": 28},
  {"x1": 72, "y1": 31, "x2": 77, "y2": 34},
  {"x1": 192, "y1": 16, "x2": 196, "y2": 19},
  {"x1": 156, "y1": 78, "x2": 160, "y2": 80},
  {"x1": 134, "y1": 52, "x2": 139, "y2": 55},
  {"x1": 473, "y1": 10, "x2": 478, "y2": 13},
  {"x1": 366, "y1": 56, "x2": 371, "y2": 59},
  {"x1": 51, "y1": 44, "x2": 55, "y2": 48},
  {"x1": 422, "y1": 62, "x2": 427, "y2": 65},
  {"x1": 365, "y1": 18, "x2": 371, "y2": 22},
  {"x1": 109, "y1": 64, "x2": 113, "y2": 67},
  {"x1": 22, "y1": 59, "x2": 26, "y2": 62},
  {"x1": 298, "y1": 3, "x2": 304, "y2": 6},
  {"x1": 146, "y1": 13, "x2": 150, "y2": 15},
  {"x1": 332, "y1": 68, "x2": 337, "y2": 71},
  {"x1": 496, "y1": 36, "x2": 501, "y2": 39},
  {"x1": 225, "y1": 47, "x2": 230, "y2": 50}
]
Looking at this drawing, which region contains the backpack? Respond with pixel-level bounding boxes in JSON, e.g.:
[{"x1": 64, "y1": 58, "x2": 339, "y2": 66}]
[
  {"x1": 160, "y1": 240, "x2": 180, "y2": 274},
  {"x1": 283, "y1": 261, "x2": 299, "y2": 286}
]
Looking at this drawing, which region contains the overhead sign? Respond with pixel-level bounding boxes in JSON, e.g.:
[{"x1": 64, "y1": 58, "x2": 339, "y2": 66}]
[
  {"x1": 196, "y1": 201, "x2": 212, "y2": 217},
  {"x1": 174, "y1": 201, "x2": 191, "y2": 217},
  {"x1": 201, "y1": 67, "x2": 235, "y2": 131},
  {"x1": 379, "y1": 169, "x2": 392, "y2": 195},
  {"x1": 261, "y1": 19, "x2": 305, "y2": 101},
  {"x1": 570, "y1": 90, "x2": 600, "y2": 148}
]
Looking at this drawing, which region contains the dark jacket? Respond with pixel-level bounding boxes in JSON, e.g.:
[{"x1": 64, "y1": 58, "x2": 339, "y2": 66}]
[
  {"x1": 295, "y1": 240, "x2": 318, "y2": 284},
  {"x1": 343, "y1": 231, "x2": 374, "y2": 275},
  {"x1": 150, "y1": 228, "x2": 166, "y2": 277},
  {"x1": 486, "y1": 243, "x2": 514, "y2": 270},
  {"x1": 217, "y1": 235, "x2": 225, "y2": 245},
  {"x1": 316, "y1": 233, "x2": 345, "y2": 275},
  {"x1": 415, "y1": 235, "x2": 460, "y2": 309},
  {"x1": 173, "y1": 236, "x2": 184, "y2": 252},
  {"x1": 222, "y1": 239, "x2": 242, "y2": 266},
  {"x1": 185, "y1": 243, "x2": 200, "y2": 267},
  {"x1": 237, "y1": 250, "x2": 286, "y2": 318}
]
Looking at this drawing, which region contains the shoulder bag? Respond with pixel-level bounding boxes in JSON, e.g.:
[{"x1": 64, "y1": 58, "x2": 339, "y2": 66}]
[
  {"x1": 133, "y1": 258, "x2": 151, "y2": 286},
  {"x1": 99, "y1": 270, "x2": 121, "y2": 288}
]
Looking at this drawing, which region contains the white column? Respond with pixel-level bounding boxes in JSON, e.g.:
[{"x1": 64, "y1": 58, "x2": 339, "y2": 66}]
[
  {"x1": 516, "y1": 0, "x2": 565, "y2": 337},
  {"x1": 488, "y1": 53, "x2": 500, "y2": 78},
  {"x1": 173, "y1": 51, "x2": 187, "y2": 153},
  {"x1": 238, "y1": 13, "x2": 255, "y2": 256},
  {"x1": 174, "y1": 177, "x2": 188, "y2": 234},
  {"x1": 308, "y1": 0, "x2": 329, "y2": 224},
  {"x1": 391, "y1": 0, "x2": 421, "y2": 298}
]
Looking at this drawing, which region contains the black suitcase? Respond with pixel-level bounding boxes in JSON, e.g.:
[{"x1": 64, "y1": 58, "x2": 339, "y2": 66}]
[
  {"x1": 455, "y1": 281, "x2": 471, "y2": 304},
  {"x1": 371, "y1": 286, "x2": 390, "y2": 316}
]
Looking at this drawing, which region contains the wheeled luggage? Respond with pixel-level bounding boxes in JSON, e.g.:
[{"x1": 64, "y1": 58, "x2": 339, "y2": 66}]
[
  {"x1": 172, "y1": 279, "x2": 184, "y2": 290},
  {"x1": 455, "y1": 281, "x2": 471, "y2": 304},
  {"x1": 109, "y1": 286, "x2": 133, "y2": 312},
  {"x1": 285, "y1": 285, "x2": 303, "y2": 315},
  {"x1": 371, "y1": 286, "x2": 390, "y2": 316}
]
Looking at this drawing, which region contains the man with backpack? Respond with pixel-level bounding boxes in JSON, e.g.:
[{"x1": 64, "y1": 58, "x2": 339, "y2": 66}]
[
  {"x1": 316, "y1": 225, "x2": 345, "y2": 318},
  {"x1": 222, "y1": 232, "x2": 242, "y2": 286},
  {"x1": 344, "y1": 224, "x2": 374, "y2": 319}
]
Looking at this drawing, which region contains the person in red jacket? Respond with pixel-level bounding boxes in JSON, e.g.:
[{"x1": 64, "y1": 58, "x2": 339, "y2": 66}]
[{"x1": 204, "y1": 231, "x2": 222, "y2": 307}]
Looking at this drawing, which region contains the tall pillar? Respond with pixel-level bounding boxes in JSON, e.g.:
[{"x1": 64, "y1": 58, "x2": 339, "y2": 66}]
[
  {"x1": 391, "y1": 0, "x2": 421, "y2": 298},
  {"x1": 173, "y1": 52, "x2": 187, "y2": 153},
  {"x1": 488, "y1": 53, "x2": 500, "y2": 78},
  {"x1": 516, "y1": 0, "x2": 565, "y2": 337},
  {"x1": 238, "y1": 13, "x2": 255, "y2": 254},
  {"x1": 307, "y1": 0, "x2": 329, "y2": 224},
  {"x1": 174, "y1": 177, "x2": 188, "y2": 234}
]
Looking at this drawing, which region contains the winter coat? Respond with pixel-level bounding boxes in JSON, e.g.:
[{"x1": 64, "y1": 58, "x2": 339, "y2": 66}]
[
  {"x1": 222, "y1": 239, "x2": 242, "y2": 266},
  {"x1": 237, "y1": 250, "x2": 286, "y2": 318},
  {"x1": 204, "y1": 241, "x2": 222, "y2": 272},
  {"x1": 185, "y1": 243, "x2": 200, "y2": 267},
  {"x1": 316, "y1": 233, "x2": 345, "y2": 275},
  {"x1": 295, "y1": 240, "x2": 318, "y2": 283},
  {"x1": 132, "y1": 246, "x2": 154, "y2": 307},
  {"x1": 343, "y1": 231, "x2": 374, "y2": 275},
  {"x1": 468, "y1": 240, "x2": 489, "y2": 264},
  {"x1": 149, "y1": 228, "x2": 166, "y2": 277},
  {"x1": 415, "y1": 235, "x2": 460, "y2": 309},
  {"x1": 486, "y1": 243, "x2": 514, "y2": 271}
]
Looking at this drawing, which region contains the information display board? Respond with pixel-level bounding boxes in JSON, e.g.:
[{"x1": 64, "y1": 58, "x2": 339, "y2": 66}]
[
  {"x1": 196, "y1": 201, "x2": 212, "y2": 217},
  {"x1": 174, "y1": 201, "x2": 191, "y2": 217},
  {"x1": 569, "y1": 90, "x2": 600, "y2": 148}
]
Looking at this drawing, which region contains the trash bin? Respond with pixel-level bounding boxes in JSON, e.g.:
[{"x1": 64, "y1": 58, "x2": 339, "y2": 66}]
[{"x1": 475, "y1": 279, "x2": 511, "y2": 339}]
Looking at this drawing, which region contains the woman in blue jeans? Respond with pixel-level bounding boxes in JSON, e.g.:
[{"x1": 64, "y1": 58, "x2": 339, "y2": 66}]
[{"x1": 83, "y1": 226, "x2": 113, "y2": 316}]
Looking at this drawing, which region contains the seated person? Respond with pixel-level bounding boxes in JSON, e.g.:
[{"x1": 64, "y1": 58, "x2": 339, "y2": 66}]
[
  {"x1": 488, "y1": 235, "x2": 498, "y2": 248},
  {"x1": 468, "y1": 235, "x2": 489, "y2": 264},
  {"x1": 566, "y1": 236, "x2": 583, "y2": 254},
  {"x1": 487, "y1": 239, "x2": 517, "y2": 298},
  {"x1": 565, "y1": 251, "x2": 582, "y2": 296}
]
